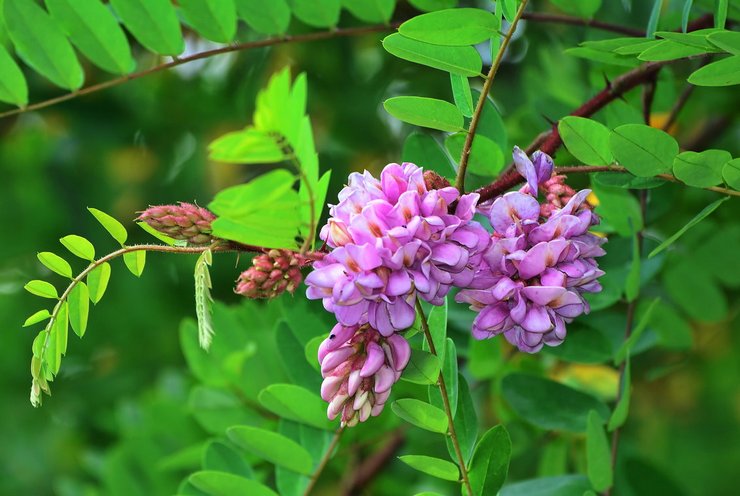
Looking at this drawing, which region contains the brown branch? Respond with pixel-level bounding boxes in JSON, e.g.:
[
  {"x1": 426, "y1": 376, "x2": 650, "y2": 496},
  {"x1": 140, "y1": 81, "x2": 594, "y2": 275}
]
[
  {"x1": 340, "y1": 430, "x2": 406, "y2": 496},
  {"x1": 0, "y1": 24, "x2": 399, "y2": 120},
  {"x1": 304, "y1": 427, "x2": 345, "y2": 496},
  {"x1": 521, "y1": 12, "x2": 644, "y2": 36}
]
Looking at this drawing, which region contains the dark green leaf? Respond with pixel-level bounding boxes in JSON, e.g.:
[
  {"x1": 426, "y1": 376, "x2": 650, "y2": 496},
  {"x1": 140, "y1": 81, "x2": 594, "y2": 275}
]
[
  {"x1": 382, "y1": 33, "x2": 482, "y2": 76},
  {"x1": 550, "y1": 0, "x2": 601, "y2": 18},
  {"x1": 614, "y1": 298, "x2": 659, "y2": 364},
  {"x1": 288, "y1": 0, "x2": 340, "y2": 28},
  {"x1": 647, "y1": 300, "x2": 693, "y2": 349},
  {"x1": 586, "y1": 410, "x2": 613, "y2": 492},
  {"x1": 469, "y1": 425, "x2": 512, "y2": 496},
  {"x1": 649, "y1": 197, "x2": 729, "y2": 258},
  {"x1": 401, "y1": 348, "x2": 441, "y2": 384},
  {"x1": 24, "y1": 280, "x2": 58, "y2": 299},
  {"x1": 86, "y1": 262, "x2": 111, "y2": 304},
  {"x1": 60, "y1": 235, "x2": 95, "y2": 261},
  {"x1": 0, "y1": 44, "x2": 27, "y2": 106},
  {"x1": 608, "y1": 358, "x2": 631, "y2": 431},
  {"x1": 110, "y1": 0, "x2": 184, "y2": 55},
  {"x1": 235, "y1": 0, "x2": 290, "y2": 35},
  {"x1": 445, "y1": 133, "x2": 504, "y2": 177},
  {"x1": 384, "y1": 96, "x2": 464, "y2": 132},
  {"x1": 500, "y1": 475, "x2": 592, "y2": 496},
  {"x1": 37, "y1": 252, "x2": 72, "y2": 278},
  {"x1": 625, "y1": 232, "x2": 640, "y2": 302},
  {"x1": 559, "y1": 117, "x2": 614, "y2": 166},
  {"x1": 398, "y1": 455, "x2": 459, "y2": 481},
  {"x1": 202, "y1": 440, "x2": 254, "y2": 479},
  {"x1": 68, "y1": 282, "x2": 89, "y2": 338},
  {"x1": 624, "y1": 458, "x2": 686, "y2": 496},
  {"x1": 673, "y1": 149, "x2": 730, "y2": 187},
  {"x1": 688, "y1": 55, "x2": 740, "y2": 86},
  {"x1": 341, "y1": 0, "x2": 395, "y2": 23},
  {"x1": 23, "y1": 309, "x2": 52, "y2": 327},
  {"x1": 391, "y1": 398, "x2": 448, "y2": 433},
  {"x1": 409, "y1": 0, "x2": 457, "y2": 12},
  {"x1": 402, "y1": 132, "x2": 455, "y2": 177},
  {"x1": 448, "y1": 374, "x2": 477, "y2": 464},
  {"x1": 227, "y1": 426, "x2": 313, "y2": 474},
  {"x1": 3, "y1": 0, "x2": 84, "y2": 89},
  {"x1": 663, "y1": 261, "x2": 727, "y2": 322},
  {"x1": 88, "y1": 207, "x2": 128, "y2": 245},
  {"x1": 723, "y1": 158, "x2": 740, "y2": 189},
  {"x1": 258, "y1": 384, "x2": 334, "y2": 430},
  {"x1": 123, "y1": 250, "x2": 146, "y2": 277},
  {"x1": 189, "y1": 471, "x2": 277, "y2": 496},
  {"x1": 450, "y1": 74, "x2": 473, "y2": 117},
  {"x1": 610, "y1": 124, "x2": 678, "y2": 177},
  {"x1": 44, "y1": 0, "x2": 134, "y2": 74},
  {"x1": 502, "y1": 373, "x2": 610, "y2": 432},
  {"x1": 592, "y1": 172, "x2": 666, "y2": 189},
  {"x1": 399, "y1": 8, "x2": 499, "y2": 46},
  {"x1": 543, "y1": 325, "x2": 613, "y2": 364},
  {"x1": 180, "y1": 0, "x2": 237, "y2": 43}
]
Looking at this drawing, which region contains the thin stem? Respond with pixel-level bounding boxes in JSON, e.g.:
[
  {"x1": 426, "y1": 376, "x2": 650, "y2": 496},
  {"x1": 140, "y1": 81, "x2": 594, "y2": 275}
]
[
  {"x1": 520, "y1": 12, "x2": 644, "y2": 36},
  {"x1": 455, "y1": 0, "x2": 529, "y2": 192},
  {"x1": 662, "y1": 83, "x2": 695, "y2": 132},
  {"x1": 303, "y1": 427, "x2": 345, "y2": 496},
  {"x1": 415, "y1": 301, "x2": 473, "y2": 496},
  {"x1": 0, "y1": 24, "x2": 399, "y2": 120}
]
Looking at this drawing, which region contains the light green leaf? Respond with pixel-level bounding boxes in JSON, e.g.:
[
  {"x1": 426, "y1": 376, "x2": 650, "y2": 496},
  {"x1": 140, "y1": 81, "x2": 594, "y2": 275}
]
[
  {"x1": 688, "y1": 55, "x2": 740, "y2": 86},
  {"x1": 715, "y1": 0, "x2": 728, "y2": 29},
  {"x1": 673, "y1": 149, "x2": 730, "y2": 187},
  {"x1": 586, "y1": 410, "x2": 613, "y2": 491},
  {"x1": 68, "y1": 282, "x2": 89, "y2": 337},
  {"x1": 559, "y1": 117, "x2": 614, "y2": 166},
  {"x1": 609, "y1": 124, "x2": 678, "y2": 177},
  {"x1": 86, "y1": 262, "x2": 111, "y2": 304},
  {"x1": 391, "y1": 398, "x2": 448, "y2": 433},
  {"x1": 428, "y1": 338, "x2": 458, "y2": 417},
  {"x1": 23, "y1": 309, "x2": 52, "y2": 327},
  {"x1": 110, "y1": 0, "x2": 184, "y2": 55},
  {"x1": 60, "y1": 235, "x2": 95, "y2": 261},
  {"x1": 500, "y1": 475, "x2": 592, "y2": 496},
  {"x1": 384, "y1": 96, "x2": 464, "y2": 132},
  {"x1": 0, "y1": 44, "x2": 28, "y2": 106},
  {"x1": 399, "y1": 8, "x2": 499, "y2": 46},
  {"x1": 723, "y1": 158, "x2": 740, "y2": 189},
  {"x1": 180, "y1": 0, "x2": 237, "y2": 43},
  {"x1": 398, "y1": 455, "x2": 459, "y2": 481},
  {"x1": 235, "y1": 0, "x2": 290, "y2": 35},
  {"x1": 649, "y1": 197, "x2": 729, "y2": 258},
  {"x1": 638, "y1": 41, "x2": 709, "y2": 62},
  {"x1": 37, "y1": 252, "x2": 72, "y2": 278},
  {"x1": 24, "y1": 280, "x2": 58, "y2": 299},
  {"x1": 194, "y1": 249, "x2": 214, "y2": 350},
  {"x1": 565, "y1": 47, "x2": 638, "y2": 67},
  {"x1": 3, "y1": 0, "x2": 84, "y2": 89},
  {"x1": 382, "y1": 33, "x2": 482, "y2": 76},
  {"x1": 445, "y1": 133, "x2": 504, "y2": 177},
  {"x1": 614, "y1": 298, "x2": 659, "y2": 365},
  {"x1": 450, "y1": 74, "x2": 473, "y2": 118},
  {"x1": 123, "y1": 250, "x2": 146, "y2": 277},
  {"x1": 209, "y1": 129, "x2": 287, "y2": 164},
  {"x1": 655, "y1": 31, "x2": 720, "y2": 51},
  {"x1": 499, "y1": 0, "x2": 518, "y2": 22},
  {"x1": 44, "y1": 0, "x2": 134, "y2": 74},
  {"x1": 469, "y1": 425, "x2": 512, "y2": 496},
  {"x1": 202, "y1": 440, "x2": 254, "y2": 479},
  {"x1": 707, "y1": 30, "x2": 740, "y2": 54},
  {"x1": 341, "y1": 0, "x2": 395, "y2": 23},
  {"x1": 88, "y1": 207, "x2": 128, "y2": 245},
  {"x1": 681, "y1": 0, "x2": 693, "y2": 32},
  {"x1": 646, "y1": 0, "x2": 662, "y2": 38},
  {"x1": 189, "y1": 471, "x2": 277, "y2": 496},
  {"x1": 137, "y1": 221, "x2": 182, "y2": 246},
  {"x1": 448, "y1": 374, "x2": 477, "y2": 464},
  {"x1": 258, "y1": 384, "x2": 334, "y2": 430},
  {"x1": 288, "y1": 0, "x2": 340, "y2": 28},
  {"x1": 227, "y1": 426, "x2": 313, "y2": 474},
  {"x1": 409, "y1": 0, "x2": 457, "y2": 12},
  {"x1": 550, "y1": 0, "x2": 601, "y2": 18},
  {"x1": 401, "y1": 348, "x2": 441, "y2": 384},
  {"x1": 608, "y1": 358, "x2": 631, "y2": 431},
  {"x1": 590, "y1": 183, "x2": 643, "y2": 236},
  {"x1": 53, "y1": 301, "x2": 69, "y2": 365}
]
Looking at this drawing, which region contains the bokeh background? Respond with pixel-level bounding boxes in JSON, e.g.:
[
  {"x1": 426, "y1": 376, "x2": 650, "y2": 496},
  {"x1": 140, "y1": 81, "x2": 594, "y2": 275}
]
[{"x1": 2, "y1": 1, "x2": 739, "y2": 495}]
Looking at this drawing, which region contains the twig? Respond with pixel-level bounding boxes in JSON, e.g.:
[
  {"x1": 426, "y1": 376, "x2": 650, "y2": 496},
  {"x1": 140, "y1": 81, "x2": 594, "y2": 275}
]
[
  {"x1": 416, "y1": 301, "x2": 473, "y2": 495},
  {"x1": 303, "y1": 427, "x2": 345, "y2": 496},
  {"x1": 662, "y1": 84, "x2": 696, "y2": 132},
  {"x1": 340, "y1": 429, "x2": 406, "y2": 496},
  {"x1": 455, "y1": 0, "x2": 529, "y2": 192},
  {"x1": 0, "y1": 24, "x2": 399, "y2": 120},
  {"x1": 521, "y1": 12, "x2": 644, "y2": 36}
]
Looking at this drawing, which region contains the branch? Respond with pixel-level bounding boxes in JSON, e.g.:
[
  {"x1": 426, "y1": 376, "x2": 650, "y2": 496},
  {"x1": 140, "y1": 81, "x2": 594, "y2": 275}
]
[
  {"x1": 416, "y1": 301, "x2": 473, "y2": 495},
  {"x1": 521, "y1": 12, "x2": 644, "y2": 36},
  {"x1": 455, "y1": 0, "x2": 529, "y2": 192},
  {"x1": 303, "y1": 427, "x2": 344, "y2": 496},
  {"x1": 0, "y1": 24, "x2": 399, "y2": 120},
  {"x1": 340, "y1": 429, "x2": 406, "y2": 496}
]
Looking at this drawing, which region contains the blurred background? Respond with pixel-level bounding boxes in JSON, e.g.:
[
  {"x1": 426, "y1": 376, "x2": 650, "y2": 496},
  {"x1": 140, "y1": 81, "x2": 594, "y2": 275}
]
[{"x1": 1, "y1": 1, "x2": 739, "y2": 495}]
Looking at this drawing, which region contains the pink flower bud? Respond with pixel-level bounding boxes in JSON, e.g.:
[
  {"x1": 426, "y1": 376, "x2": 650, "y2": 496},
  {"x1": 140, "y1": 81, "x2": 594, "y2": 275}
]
[{"x1": 137, "y1": 202, "x2": 216, "y2": 246}]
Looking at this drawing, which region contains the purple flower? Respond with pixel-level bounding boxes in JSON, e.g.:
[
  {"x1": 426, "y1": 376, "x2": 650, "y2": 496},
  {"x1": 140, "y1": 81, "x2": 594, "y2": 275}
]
[
  {"x1": 318, "y1": 323, "x2": 411, "y2": 427},
  {"x1": 306, "y1": 162, "x2": 490, "y2": 335}
]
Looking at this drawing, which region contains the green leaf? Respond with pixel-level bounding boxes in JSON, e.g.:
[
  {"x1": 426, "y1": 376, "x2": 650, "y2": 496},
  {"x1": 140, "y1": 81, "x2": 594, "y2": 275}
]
[
  {"x1": 235, "y1": 0, "x2": 290, "y2": 34},
  {"x1": 137, "y1": 221, "x2": 182, "y2": 246},
  {"x1": 543, "y1": 325, "x2": 613, "y2": 364},
  {"x1": 502, "y1": 373, "x2": 610, "y2": 432},
  {"x1": 304, "y1": 335, "x2": 323, "y2": 372},
  {"x1": 625, "y1": 232, "x2": 640, "y2": 302},
  {"x1": 592, "y1": 172, "x2": 666, "y2": 189},
  {"x1": 398, "y1": 455, "x2": 459, "y2": 481},
  {"x1": 180, "y1": 0, "x2": 237, "y2": 43},
  {"x1": 384, "y1": 96, "x2": 464, "y2": 132},
  {"x1": 51, "y1": 301, "x2": 69, "y2": 369},
  {"x1": 445, "y1": 133, "x2": 504, "y2": 177},
  {"x1": 209, "y1": 169, "x2": 301, "y2": 249},
  {"x1": 681, "y1": 0, "x2": 693, "y2": 32},
  {"x1": 500, "y1": 475, "x2": 592, "y2": 496},
  {"x1": 399, "y1": 8, "x2": 499, "y2": 46},
  {"x1": 258, "y1": 384, "x2": 334, "y2": 430},
  {"x1": 402, "y1": 132, "x2": 455, "y2": 177},
  {"x1": 586, "y1": 410, "x2": 613, "y2": 491},
  {"x1": 723, "y1": 158, "x2": 740, "y2": 189},
  {"x1": 88, "y1": 207, "x2": 128, "y2": 245},
  {"x1": 655, "y1": 31, "x2": 720, "y2": 51},
  {"x1": 382, "y1": 33, "x2": 482, "y2": 76},
  {"x1": 610, "y1": 124, "x2": 678, "y2": 177},
  {"x1": 646, "y1": 0, "x2": 662, "y2": 38},
  {"x1": 391, "y1": 398, "x2": 448, "y2": 433},
  {"x1": 44, "y1": 0, "x2": 134, "y2": 74},
  {"x1": 68, "y1": 282, "x2": 89, "y2": 337},
  {"x1": 449, "y1": 374, "x2": 477, "y2": 464},
  {"x1": 648, "y1": 300, "x2": 693, "y2": 350},
  {"x1": 341, "y1": 0, "x2": 395, "y2": 23},
  {"x1": 23, "y1": 309, "x2": 52, "y2": 327},
  {"x1": 664, "y1": 261, "x2": 728, "y2": 322},
  {"x1": 0, "y1": 44, "x2": 28, "y2": 106},
  {"x1": 208, "y1": 129, "x2": 287, "y2": 164},
  {"x1": 123, "y1": 250, "x2": 146, "y2": 277},
  {"x1": 86, "y1": 262, "x2": 111, "y2": 304},
  {"x1": 673, "y1": 149, "x2": 731, "y2": 187},
  {"x1": 550, "y1": 0, "x2": 601, "y2": 18},
  {"x1": 608, "y1": 358, "x2": 631, "y2": 431},
  {"x1": 194, "y1": 249, "x2": 214, "y2": 350},
  {"x1": 227, "y1": 426, "x2": 313, "y2": 474},
  {"x1": 288, "y1": 0, "x2": 340, "y2": 28},
  {"x1": 24, "y1": 280, "x2": 58, "y2": 299},
  {"x1": 649, "y1": 197, "x2": 729, "y2": 258},
  {"x1": 590, "y1": 183, "x2": 643, "y2": 236},
  {"x1": 409, "y1": 0, "x2": 457, "y2": 11},
  {"x1": 37, "y1": 252, "x2": 72, "y2": 278},
  {"x1": 469, "y1": 425, "x2": 512, "y2": 496},
  {"x1": 450, "y1": 74, "x2": 473, "y2": 118},
  {"x1": 3, "y1": 0, "x2": 84, "y2": 89},
  {"x1": 202, "y1": 440, "x2": 254, "y2": 479},
  {"x1": 499, "y1": 0, "x2": 518, "y2": 22},
  {"x1": 707, "y1": 30, "x2": 740, "y2": 54},
  {"x1": 189, "y1": 471, "x2": 277, "y2": 496},
  {"x1": 401, "y1": 348, "x2": 441, "y2": 384},
  {"x1": 559, "y1": 117, "x2": 614, "y2": 166},
  {"x1": 109, "y1": 0, "x2": 184, "y2": 55},
  {"x1": 60, "y1": 235, "x2": 95, "y2": 261},
  {"x1": 614, "y1": 298, "x2": 659, "y2": 365},
  {"x1": 638, "y1": 40, "x2": 709, "y2": 61},
  {"x1": 688, "y1": 55, "x2": 740, "y2": 86},
  {"x1": 565, "y1": 47, "x2": 638, "y2": 67},
  {"x1": 715, "y1": 0, "x2": 728, "y2": 29}
]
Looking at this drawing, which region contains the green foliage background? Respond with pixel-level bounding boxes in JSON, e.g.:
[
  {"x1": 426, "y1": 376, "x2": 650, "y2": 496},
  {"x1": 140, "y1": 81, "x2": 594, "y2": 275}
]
[{"x1": 1, "y1": 1, "x2": 739, "y2": 495}]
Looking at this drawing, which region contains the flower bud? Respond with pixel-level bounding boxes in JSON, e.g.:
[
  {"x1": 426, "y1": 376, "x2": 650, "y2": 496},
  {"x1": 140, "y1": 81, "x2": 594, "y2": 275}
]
[
  {"x1": 235, "y1": 249, "x2": 306, "y2": 299},
  {"x1": 137, "y1": 202, "x2": 216, "y2": 246}
]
